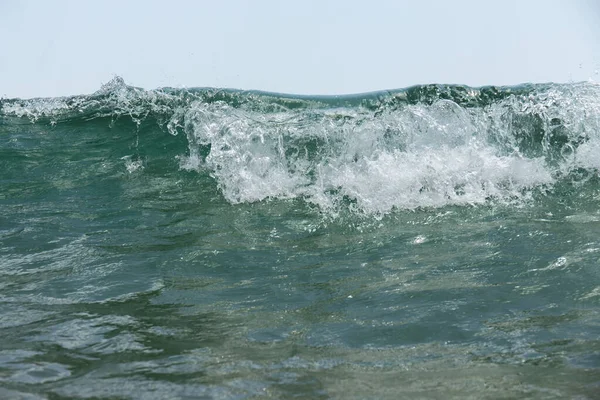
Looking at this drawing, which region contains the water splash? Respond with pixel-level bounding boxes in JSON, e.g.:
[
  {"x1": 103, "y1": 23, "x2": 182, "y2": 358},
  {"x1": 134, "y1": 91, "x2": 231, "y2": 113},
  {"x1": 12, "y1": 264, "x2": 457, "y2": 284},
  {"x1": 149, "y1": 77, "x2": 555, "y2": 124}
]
[{"x1": 2, "y1": 77, "x2": 600, "y2": 215}]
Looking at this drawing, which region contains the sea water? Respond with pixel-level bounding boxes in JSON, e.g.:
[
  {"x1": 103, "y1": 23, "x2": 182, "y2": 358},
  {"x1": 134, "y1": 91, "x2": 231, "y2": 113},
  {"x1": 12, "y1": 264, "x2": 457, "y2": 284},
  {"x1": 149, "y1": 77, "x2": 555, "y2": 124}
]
[{"x1": 0, "y1": 78, "x2": 599, "y2": 398}]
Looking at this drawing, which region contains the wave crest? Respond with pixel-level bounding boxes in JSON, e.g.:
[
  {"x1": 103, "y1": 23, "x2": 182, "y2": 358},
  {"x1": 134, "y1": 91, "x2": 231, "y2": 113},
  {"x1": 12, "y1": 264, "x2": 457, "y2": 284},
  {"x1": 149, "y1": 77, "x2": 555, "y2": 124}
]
[{"x1": 2, "y1": 77, "x2": 600, "y2": 214}]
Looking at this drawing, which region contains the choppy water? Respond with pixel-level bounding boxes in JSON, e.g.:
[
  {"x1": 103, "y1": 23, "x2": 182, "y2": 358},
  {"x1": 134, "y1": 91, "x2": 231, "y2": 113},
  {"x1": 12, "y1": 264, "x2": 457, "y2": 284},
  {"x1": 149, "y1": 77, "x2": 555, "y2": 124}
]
[{"x1": 1, "y1": 78, "x2": 600, "y2": 399}]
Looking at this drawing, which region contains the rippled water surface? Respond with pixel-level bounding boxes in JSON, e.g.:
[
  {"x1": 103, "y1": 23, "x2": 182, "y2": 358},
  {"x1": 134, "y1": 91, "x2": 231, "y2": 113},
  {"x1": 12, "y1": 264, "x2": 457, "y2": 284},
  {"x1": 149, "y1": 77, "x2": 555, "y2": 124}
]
[{"x1": 1, "y1": 79, "x2": 599, "y2": 399}]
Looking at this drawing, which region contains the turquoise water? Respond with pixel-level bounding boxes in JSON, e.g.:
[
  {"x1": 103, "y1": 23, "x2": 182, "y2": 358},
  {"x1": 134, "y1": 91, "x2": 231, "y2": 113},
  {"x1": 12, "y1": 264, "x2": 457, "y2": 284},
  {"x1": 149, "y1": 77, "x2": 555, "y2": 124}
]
[{"x1": 1, "y1": 78, "x2": 600, "y2": 398}]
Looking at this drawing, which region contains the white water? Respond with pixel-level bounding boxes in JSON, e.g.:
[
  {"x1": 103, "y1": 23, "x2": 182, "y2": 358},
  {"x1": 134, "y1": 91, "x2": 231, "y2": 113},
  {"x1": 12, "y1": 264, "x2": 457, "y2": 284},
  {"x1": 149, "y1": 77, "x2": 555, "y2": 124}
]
[{"x1": 178, "y1": 85, "x2": 600, "y2": 214}]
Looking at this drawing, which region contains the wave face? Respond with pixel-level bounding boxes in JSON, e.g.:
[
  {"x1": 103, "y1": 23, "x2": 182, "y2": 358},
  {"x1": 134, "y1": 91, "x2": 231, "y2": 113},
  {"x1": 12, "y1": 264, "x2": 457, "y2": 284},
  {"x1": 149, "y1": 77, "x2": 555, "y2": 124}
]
[{"x1": 3, "y1": 77, "x2": 599, "y2": 215}]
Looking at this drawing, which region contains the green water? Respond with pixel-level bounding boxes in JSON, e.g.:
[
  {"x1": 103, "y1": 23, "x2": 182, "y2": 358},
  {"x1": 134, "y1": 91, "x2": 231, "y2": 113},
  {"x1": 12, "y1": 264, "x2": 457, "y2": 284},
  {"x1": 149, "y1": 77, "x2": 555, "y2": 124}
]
[{"x1": 0, "y1": 79, "x2": 599, "y2": 399}]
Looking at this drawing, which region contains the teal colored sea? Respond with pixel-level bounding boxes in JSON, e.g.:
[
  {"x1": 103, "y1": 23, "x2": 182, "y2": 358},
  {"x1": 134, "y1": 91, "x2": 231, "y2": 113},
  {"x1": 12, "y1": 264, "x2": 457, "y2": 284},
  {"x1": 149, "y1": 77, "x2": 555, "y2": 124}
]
[{"x1": 1, "y1": 78, "x2": 599, "y2": 399}]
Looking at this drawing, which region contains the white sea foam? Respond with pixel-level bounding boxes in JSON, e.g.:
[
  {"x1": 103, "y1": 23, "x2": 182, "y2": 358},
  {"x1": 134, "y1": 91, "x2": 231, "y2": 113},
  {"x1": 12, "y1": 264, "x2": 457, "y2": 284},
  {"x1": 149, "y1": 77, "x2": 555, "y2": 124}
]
[{"x1": 178, "y1": 97, "x2": 573, "y2": 214}]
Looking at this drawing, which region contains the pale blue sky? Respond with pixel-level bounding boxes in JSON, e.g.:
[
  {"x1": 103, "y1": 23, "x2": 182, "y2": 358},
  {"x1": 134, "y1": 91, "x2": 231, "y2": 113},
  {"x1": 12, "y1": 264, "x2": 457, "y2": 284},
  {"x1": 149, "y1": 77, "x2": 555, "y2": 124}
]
[{"x1": 1, "y1": 0, "x2": 599, "y2": 98}]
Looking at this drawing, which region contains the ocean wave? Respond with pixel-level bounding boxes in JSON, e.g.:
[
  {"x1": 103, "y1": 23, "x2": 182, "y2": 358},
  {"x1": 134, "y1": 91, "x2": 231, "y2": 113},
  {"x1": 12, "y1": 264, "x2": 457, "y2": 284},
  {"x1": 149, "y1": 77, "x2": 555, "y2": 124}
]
[{"x1": 2, "y1": 77, "x2": 599, "y2": 214}]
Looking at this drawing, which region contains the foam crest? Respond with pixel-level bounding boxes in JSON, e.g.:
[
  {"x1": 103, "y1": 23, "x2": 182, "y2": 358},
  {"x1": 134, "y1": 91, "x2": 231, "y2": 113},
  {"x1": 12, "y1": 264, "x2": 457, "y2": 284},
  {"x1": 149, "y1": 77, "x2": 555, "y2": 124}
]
[
  {"x1": 317, "y1": 146, "x2": 552, "y2": 212},
  {"x1": 178, "y1": 97, "x2": 566, "y2": 214}
]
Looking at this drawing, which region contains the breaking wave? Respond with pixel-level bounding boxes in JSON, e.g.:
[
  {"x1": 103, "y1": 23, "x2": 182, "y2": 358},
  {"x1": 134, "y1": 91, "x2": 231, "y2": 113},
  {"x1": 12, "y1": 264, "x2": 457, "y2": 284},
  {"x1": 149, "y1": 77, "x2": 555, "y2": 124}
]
[{"x1": 2, "y1": 77, "x2": 599, "y2": 214}]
